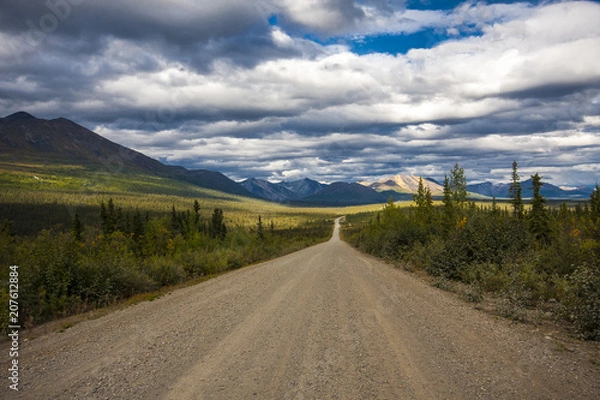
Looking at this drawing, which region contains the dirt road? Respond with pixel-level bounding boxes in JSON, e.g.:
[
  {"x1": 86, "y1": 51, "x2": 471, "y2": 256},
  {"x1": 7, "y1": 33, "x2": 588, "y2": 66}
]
[{"x1": 3, "y1": 217, "x2": 599, "y2": 399}]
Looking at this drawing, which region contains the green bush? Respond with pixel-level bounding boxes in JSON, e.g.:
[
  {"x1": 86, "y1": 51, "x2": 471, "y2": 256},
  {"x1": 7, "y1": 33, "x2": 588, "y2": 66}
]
[
  {"x1": 563, "y1": 264, "x2": 600, "y2": 340},
  {"x1": 144, "y1": 257, "x2": 186, "y2": 286}
]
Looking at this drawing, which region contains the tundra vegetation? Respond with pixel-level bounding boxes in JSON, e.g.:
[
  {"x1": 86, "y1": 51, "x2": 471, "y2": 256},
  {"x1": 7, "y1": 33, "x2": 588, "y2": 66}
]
[{"x1": 344, "y1": 163, "x2": 600, "y2": 340}]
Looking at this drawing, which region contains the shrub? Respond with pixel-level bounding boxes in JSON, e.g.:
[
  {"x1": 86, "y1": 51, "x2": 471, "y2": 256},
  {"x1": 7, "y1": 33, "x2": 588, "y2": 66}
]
[
  {"x1": 563, "y1": 264, "x2": 600, "y2": 340},
  {"x1": 463, "y1": 284, "x2": 484, "y2": 303},
  {"x1": 144, "y1": 257, "x2": 186, "y2": 286}
]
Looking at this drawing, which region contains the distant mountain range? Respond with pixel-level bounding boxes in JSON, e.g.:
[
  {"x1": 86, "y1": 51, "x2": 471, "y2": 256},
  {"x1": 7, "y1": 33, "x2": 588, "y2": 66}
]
[
  {"x1": 239, "y1": 178, "x2": 400, "y2": 206},
  {"x1": 238, "y1": 174, "x2": 596, "y2": 204},
  {"x1": 1, "y1": 112, "x2": 596, "y2": 205},
  {"x1": 239, "y1": 178, "x2": 325, "y2": 203},
  {"x1": 467, "y1": 180, "x2": 595, "y2": 200}
]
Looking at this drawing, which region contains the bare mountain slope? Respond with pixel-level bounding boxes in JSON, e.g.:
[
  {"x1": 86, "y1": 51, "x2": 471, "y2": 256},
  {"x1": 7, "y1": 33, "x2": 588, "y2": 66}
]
[{"x1": 361, "y1": 174, "x2": 445, "y2": 196}]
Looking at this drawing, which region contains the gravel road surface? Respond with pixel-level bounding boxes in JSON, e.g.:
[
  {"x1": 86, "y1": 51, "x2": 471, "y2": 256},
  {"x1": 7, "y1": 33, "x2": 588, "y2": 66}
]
[{"x1": 2, "y1": 217, "x2": 599, "y2": 399}]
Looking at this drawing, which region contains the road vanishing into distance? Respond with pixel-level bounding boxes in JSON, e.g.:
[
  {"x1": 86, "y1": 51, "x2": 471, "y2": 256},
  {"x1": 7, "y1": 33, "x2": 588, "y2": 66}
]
[{"x1": 3, "y1": 218, "x2": 599, "y2": 399}]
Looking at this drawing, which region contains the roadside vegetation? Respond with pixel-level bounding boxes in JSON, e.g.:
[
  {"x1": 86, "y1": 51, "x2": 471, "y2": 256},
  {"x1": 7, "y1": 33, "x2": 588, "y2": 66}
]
[
  {"x1": 0, "y1": 195, "x2": 337, "y2": 330},
  {"x1": 344, "y1": 163, "x2": 600, "y2": 340},
  {"x1": 0, "y1": 165, "x2": 385, "y2": 331}
]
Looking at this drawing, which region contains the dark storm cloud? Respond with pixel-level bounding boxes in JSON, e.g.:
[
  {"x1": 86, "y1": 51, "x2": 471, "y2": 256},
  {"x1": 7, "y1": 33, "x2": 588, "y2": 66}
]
[{"x1": 0, "y1": 0, "x2": 268, "y2": 43}]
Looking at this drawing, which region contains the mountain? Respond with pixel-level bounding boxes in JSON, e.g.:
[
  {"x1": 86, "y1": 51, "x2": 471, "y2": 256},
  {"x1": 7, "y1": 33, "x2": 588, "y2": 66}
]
[
  {"x1": 0, "y1": 111, "x2": 253, "y2": 197},
  {"x1": 360, "y1": 174, "x2": 445, "y2": 196},
  {"x1": 239, "y1": 178, "x2": 299, "y2": 202},
  {"x1": 466, "y1": 182, "x2": 510, "y2": 198},
  {"x1": 240, "y1": 177, "x2": 411, "y2": 205},
  {"x1": 182, "y1": 169, "x2": 254, "y2": 197},
  {"x1": 467, "y1": 179, "x2": 595, "y2": 199},
  {"x1": 299, "y1": 182, "x2": 387, "y2": 206},
  {"x1": 279, "y1": 178, "x2": 326, "y2": 198},
  {"x1": 239, "y1": 178, "x2": 326, "y2": 203}
]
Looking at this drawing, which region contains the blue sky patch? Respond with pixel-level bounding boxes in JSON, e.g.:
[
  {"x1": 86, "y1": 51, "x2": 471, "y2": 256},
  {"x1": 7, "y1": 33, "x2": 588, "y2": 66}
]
[{"x1": 350, "y1": 30, "x2": 452, "y2": 55}]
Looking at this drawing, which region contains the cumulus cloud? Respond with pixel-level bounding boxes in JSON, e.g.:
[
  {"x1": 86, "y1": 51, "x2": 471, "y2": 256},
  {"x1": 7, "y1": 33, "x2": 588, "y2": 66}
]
[{"x1": 0, "y1": 0, "x2": 599, "y2": 185}]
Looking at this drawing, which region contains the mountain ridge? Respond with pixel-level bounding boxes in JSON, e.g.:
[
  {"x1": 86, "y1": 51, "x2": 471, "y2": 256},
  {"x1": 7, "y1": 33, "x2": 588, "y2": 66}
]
[{"x1": 0, "y1": 111, "x2": 254, "y2": 197}]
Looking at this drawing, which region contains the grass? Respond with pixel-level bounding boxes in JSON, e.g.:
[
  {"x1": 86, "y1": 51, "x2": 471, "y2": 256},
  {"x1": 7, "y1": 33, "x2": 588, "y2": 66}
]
[{"x1": 0, "y1": 161, "x2": 387, "y2": 234}]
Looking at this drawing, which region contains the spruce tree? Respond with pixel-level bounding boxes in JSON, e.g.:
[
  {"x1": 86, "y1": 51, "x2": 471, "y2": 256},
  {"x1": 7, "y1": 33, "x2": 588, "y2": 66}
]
[
  {"x1": 450, "y1": 163, "x2": 468, "y2": 208},
  {"x1": 509, "y1": 161, "x2": 524, "y2": 219},
  {"x1": 441, "y1": 175, "x2": 455, "y2": 233},
  {"x1": 413, "y1": 177, "x2": 433, "y2": 224},
  {"x1": 107, "y1": 198, "x2": 116, "y2": 232},
  {"x1": 210, "y1": 208, "x2": 226, "y2": 240},
  {"x1": 257, "y1": 215, "x2": 265, "y2": 240},
  {"x1": 590, "y1": 184, "x2": 600, "y2": 221},
  {"x1": 100, "y1": 199, "x2": 117, "y2": 235},
  {"x1": 132, "y1": 209, "x2": 145, "y2": 241},
  {"x1": 589, "y1": 185, "x2": 600, "y2": 241},
  {"x1": 193, "y1": 200, "x2": 201, "y2": 226},
  {"x1": 528, "y1": 173, "x2": 551, "y2": 243},
  {"x1": 71, "y1": 213, "x2": 82, "y2": 242}
]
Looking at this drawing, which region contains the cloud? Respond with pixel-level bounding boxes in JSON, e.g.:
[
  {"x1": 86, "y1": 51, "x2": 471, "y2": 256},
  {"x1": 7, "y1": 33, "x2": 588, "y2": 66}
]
[
  {"x1": 276, "y1": 0, "x2": 366, "y2": 36},
  {"x1": 0, "y1": 0, "x2": 599, "y2": 185}
]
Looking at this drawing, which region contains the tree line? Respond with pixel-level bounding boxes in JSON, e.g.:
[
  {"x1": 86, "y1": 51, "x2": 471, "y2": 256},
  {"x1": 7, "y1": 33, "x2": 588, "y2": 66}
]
[
  {"x1": 0, "y1": 199, "x2": 333, "y2": 329},
  {"x1": 345, "y1": 162, "x2": 600, "y2": 340}
]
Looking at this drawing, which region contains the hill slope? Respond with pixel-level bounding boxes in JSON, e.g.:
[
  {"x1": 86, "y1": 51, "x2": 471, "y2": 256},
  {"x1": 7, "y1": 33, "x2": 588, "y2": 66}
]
[{"x1": 0, "y1": 112, "x2": 253, "y2": 197}]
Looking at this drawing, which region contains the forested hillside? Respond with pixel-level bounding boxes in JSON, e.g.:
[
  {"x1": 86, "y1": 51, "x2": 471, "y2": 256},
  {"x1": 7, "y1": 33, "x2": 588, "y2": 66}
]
[{"x1": 344, "y1": 163, "x2": 600, "y2": 340}]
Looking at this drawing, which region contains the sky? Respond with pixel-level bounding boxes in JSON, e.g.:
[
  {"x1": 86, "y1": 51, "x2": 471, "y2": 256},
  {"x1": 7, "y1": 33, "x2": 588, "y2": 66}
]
[{"x1": 1, "y1": 0, "x2": 599, "y2": 185}]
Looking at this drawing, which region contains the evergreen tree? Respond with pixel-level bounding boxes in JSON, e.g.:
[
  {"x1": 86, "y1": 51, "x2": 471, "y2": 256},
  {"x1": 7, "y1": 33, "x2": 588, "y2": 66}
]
[
  {"x1": 193, "y1": 200, "x2": 201, "y2": 226},
  {"x1": 131, "y1": 209, "x2": 145, "y2": 256},
  {"x1": 590, "y1": 184, "x2": 600, "y2": 221},
  {"x1": 100, "y1": 201, "x2": 108, "y2": 233},
  {"x1": 221, "y1": 222, "x2": 227, "y2": 239},
  {"x1": 131, "y1": 209, "x2": 145, "y2": 241},
  {"x1": 210, "y1": 208, "x2": 227, "y2": 240},
  {"x1": 107, "y1": 198, "x2": 116, "y2": 232},
  {"x1": 528, "y1": 173, "x2": 551, "y2": 243},
  {"x1": 171, "y1": 204, "x2": 181, "y2": 233},
  {"x1": 413, "y1": 177, "x2": 434, "y2": 224},
  {"x1": 100, "y1": 199, "x2": 117, "y2": 235},
  {"x1": 71, "y1": 213, "x2": 82, "y2": 242},
  {"x1": 508, "y1": 161, "x2": 524, "y2": 219},
  {"x1": 257, "y1": 215, "x2": 265, "y2": 240},
  {"x1": 450, "y1": 163, "x2": 468, "y2": 208},
  {"x1": 441, "y1": 175, "x2": 455, "y2": 233},
  {"x1": 589, "y1": 185, "x2": 600, "y2": 241},
  {"x1": 116, "y1": 206, "x2": 126, "y2": 232}
]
